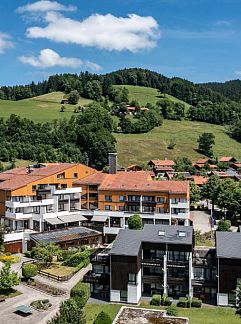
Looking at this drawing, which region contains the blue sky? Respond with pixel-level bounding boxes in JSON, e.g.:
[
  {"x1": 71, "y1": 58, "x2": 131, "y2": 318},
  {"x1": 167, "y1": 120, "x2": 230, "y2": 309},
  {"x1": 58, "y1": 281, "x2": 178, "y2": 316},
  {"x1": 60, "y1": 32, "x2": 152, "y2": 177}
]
[{"x1": 1, "y1": 0, "x2": 241, "y2": 85}]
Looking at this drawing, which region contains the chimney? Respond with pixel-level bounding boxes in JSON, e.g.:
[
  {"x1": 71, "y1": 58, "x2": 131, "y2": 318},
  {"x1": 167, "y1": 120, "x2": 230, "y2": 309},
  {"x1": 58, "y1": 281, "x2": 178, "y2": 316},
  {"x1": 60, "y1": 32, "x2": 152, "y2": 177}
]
[{"x1": 109, "y1": 153, "x2": 117, "y2": 174}]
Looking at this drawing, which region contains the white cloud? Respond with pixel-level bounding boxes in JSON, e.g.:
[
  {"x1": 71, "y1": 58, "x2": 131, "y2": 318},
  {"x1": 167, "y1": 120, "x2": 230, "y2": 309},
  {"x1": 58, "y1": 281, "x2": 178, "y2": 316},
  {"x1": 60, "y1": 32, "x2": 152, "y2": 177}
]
[
  {"x1": 0, "y1": 33, "x2": 14, "y2": 54},
  {"x1": 215, "y1": 20, "x2": 232, "y2": 27},
  {"x1": 17, "y1": 1, "x2": 76, "y2": 13},
  {"x1": 163, "y1": 28, "x2": 234, "y2": 40},
  {"x1": 18, "y1": 48, "x2": 102, "y2": 70},
  {"x1": 26, "y1": 12, "x2": 160, "y2": 52}
]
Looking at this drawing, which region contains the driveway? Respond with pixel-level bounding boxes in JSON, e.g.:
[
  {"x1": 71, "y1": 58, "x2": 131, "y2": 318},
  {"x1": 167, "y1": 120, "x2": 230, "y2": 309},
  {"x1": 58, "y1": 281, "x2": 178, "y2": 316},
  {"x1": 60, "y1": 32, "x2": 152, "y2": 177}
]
[{"x1": 191, "y1": 210, "x2": 212, "y2": 233}]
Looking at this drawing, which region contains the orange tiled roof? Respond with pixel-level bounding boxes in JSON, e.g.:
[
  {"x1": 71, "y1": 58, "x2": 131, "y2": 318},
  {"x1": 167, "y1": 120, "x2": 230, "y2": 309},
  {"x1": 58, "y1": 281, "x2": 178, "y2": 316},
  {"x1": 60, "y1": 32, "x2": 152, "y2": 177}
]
[
  {"x1": 74, "y1": 172, "x2": 108, "y2": 185},
  {"x1": 0, "y1": 163, "x2": 95, "y2": 191},
  {"x1": 219, "y1": 156, "x2": 235, "y2": 163},
  {"x1": 74, "y1": 171, "x2": 188, "y2": 193},
  {"x1": 192, "y1": 176, "x2": 208, "y2": 186},
  {"x1": 195, "y1": 158, "x2": 210, "y2": 164},
  {"x1": 149, "y1": 160, "x2": 175, "y2": 166}
]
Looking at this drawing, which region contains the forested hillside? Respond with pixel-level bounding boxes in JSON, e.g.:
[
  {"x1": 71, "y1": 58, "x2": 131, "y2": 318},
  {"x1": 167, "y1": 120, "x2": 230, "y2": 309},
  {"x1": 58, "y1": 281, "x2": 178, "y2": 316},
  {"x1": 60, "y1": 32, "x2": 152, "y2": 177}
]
[{"x1": 201, "y1": 79, "x2": 241, "y2": 102}]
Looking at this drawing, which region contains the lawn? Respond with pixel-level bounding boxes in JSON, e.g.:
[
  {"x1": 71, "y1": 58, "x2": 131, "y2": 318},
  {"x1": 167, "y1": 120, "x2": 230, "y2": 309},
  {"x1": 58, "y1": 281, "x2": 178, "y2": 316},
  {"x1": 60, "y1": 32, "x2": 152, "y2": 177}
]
[
  {"x1": 84, "y1": 303, "x2": 240, "y2": 324},
  {"x1": 0, "y1": 92, "x2": 92, "y2": 123},
  {"x1": 114, "y1": 85, "x2": 190, "y2": 110},
  {"x1": 115, "y1": 119, "x2": 241, "y2": 167},
  {"x1": 41, "y1": 262, "x2": 76, "y2": 277}
]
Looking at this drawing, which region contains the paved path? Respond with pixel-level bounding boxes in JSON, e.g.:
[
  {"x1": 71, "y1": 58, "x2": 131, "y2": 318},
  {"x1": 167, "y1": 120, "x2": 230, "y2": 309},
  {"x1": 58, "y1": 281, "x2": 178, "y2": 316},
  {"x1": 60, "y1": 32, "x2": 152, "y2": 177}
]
[{"x1": 0, "y1": 256, "x2": 91, "y2": 324}]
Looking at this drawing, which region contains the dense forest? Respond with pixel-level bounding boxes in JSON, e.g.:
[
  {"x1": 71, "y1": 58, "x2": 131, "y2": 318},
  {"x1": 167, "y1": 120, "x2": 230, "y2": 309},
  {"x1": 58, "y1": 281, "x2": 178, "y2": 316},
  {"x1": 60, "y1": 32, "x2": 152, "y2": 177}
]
[
  {"x1": 201, "y1": 79, "x2": 241, "y2": 102},
  {"x1": 0, "y1": 103, "x2": 116, "y2": 170}
]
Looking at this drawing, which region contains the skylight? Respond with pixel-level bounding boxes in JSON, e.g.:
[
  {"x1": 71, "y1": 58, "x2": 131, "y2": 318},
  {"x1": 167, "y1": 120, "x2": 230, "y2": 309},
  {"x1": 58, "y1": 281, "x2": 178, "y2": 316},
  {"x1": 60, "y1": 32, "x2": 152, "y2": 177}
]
[
  {"x1": 178, "y1": 231, "x2": 186, "y2": 237},
  {"x1": 158, "y1": 230, "x2": 165, "y2": 236}
]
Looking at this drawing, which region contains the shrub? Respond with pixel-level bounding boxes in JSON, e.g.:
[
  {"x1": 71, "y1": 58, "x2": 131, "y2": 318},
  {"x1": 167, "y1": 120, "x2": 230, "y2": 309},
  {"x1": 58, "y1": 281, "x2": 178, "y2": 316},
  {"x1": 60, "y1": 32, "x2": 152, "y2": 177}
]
[
  {"x1": 22, "y1": 263, "x2": 38, "y2": 279},
  {"x1": 94, "y1": 311, "x2": 112, "y2": 324},
  {"x1": 24, "y1": 250, "x2": 32, "y2": 258},
  {"x1": 0, "y1": 255, "x2": 15, "y2": 263},
  {"x1": 187, "y1": 297, "x2": 192, "y2": 308},
  {"x1": 177, "y1": 297, "x2": 188, "y2": 307},
  {"x1": 63, "y1": 250, "x2": 90, "y2": 267},
  {"x1": 164, "y1": 297, "x2": 173, "y2": 306},
  {"x1": 166, "y1": 304, "x2": 178, "y2": 316},
  {"x1": 191, "y1": 298, "x2": 202, "y2": 308},
  {"x1": 150, "y1": 294, "x2": 161, "y2": 306},
  {"x1": 70, "y1": 281, "x2": 90, "y2": 308},
  {"x1": 161, "y1": 293, "x2": 167, "y2": 305}
]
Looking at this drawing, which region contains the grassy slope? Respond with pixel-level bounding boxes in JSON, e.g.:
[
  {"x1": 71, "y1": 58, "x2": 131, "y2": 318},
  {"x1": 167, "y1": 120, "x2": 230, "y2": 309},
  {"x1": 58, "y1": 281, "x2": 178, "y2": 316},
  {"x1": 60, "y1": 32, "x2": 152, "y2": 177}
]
[
  {"x1": 115, "y1": 119, "x2": 241, "y2": 167},
  {"x1": 114, "y1": 85, "x2": 190, "y2": 110},
  {"x1": 84, "y1": 303, "x2": 240, "y2": 324},
  {"x1": 0, "y1": 92, "x2": 92, "y2": 123}
]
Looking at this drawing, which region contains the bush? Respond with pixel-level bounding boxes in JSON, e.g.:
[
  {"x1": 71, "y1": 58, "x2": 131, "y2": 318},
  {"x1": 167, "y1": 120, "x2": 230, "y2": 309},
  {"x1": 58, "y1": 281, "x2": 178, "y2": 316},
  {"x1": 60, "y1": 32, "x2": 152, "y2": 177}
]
[
  {"x1": 164, "y1": 297, "x2": 173, "y2": 306},
  {"x1": 177, "y1": 297, "x2": 188, "y2": 307},
  {"x1": 63, "y1": 250, "x2": 90, "y2": 267},
  {"x1": 70, "y1": 281, "x2": 90, "y2": 308},
  {"x1": 94, "y1": 311, "x2": 112, "y2": 324},
  {"x1": 22, "y1": 263, "x2": 38, "y2": 279},
  {"x1": 161, "y1": 293, "x2": 167, "y2": 305},
  {"x1": 166, "y1": 304, "x2": 178, "y2": 316},
  {"x1": 150, "y1": 294, "x2": 161, "y2": 306},
  {"x1": 24, "y1": 250, "x2": 32, "y2": 258},
  {"x1": 191, "y1": 298, "x2": 202, "y2": 308}
]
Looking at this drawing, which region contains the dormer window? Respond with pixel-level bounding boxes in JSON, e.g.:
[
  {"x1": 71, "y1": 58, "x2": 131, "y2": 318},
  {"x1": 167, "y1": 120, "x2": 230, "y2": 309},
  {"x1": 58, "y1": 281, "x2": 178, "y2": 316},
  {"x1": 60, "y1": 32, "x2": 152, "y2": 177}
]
[
  {"x1": 158, "y1": 230, "x2": 166, "y2": 236},
  {"x1": 178, "y1": 231, "x2": 186, "y2": 237},
  {"x1": 57, "y1": 172, "x2": 65, "y2": 179}
]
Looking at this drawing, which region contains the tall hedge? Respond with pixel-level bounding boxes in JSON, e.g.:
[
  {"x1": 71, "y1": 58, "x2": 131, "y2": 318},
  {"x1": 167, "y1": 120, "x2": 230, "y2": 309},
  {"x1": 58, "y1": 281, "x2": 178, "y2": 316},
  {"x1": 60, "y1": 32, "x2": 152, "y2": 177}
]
[{"x1": 70, "y1": 281, "x2": 90, "y2": 308}]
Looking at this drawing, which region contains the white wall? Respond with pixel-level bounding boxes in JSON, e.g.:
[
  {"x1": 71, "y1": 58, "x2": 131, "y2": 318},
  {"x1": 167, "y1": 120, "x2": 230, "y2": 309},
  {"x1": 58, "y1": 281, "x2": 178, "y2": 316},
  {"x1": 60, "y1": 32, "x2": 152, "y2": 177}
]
[
  {"x1": 217, "y1": 293, "x2": 228, "y2": 306},
  {"x1": 110, "y1": 290, "x2": 120, "y2": 302},
  {"x1": 127, "y1": 269, "x2": 142, "y2": 304}
]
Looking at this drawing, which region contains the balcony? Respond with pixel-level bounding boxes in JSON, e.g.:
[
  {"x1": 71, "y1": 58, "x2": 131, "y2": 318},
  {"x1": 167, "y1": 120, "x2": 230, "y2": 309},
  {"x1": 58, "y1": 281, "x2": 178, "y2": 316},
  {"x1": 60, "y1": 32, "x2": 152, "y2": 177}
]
[
  {"x1": 6, "y1": 198, "x2": 54, "y2": 208},
  {"x1": 191, "y1": 278, "x2": 217, "y2": 287},
  {"x1": 141, "y1": 258, "x2": 163, "y2": 267},
  {"x1": 83, "y1": 271, "x2": 110, "y2": 284},
  {"x1": 103, "y1": 226, "x2": 121, "y2": 235},
  {"x1": 167, "y1": 276, "x2": 189, "y2": 284},
  {"x1": 171, "y1": 212, "x2": 188, "y2": 219},
  {"x1": 5, "y1": 211, "x2": 34, "y2": 220},
  {"x1": 171, "y1": 201, "x2": 188, "y2": 209},
  {"x1": 142, "y1": 275, "x2": 163, "y2": 284},
  {"x1": 167, "y1": 260, "x2": 189, "y2": 268}
]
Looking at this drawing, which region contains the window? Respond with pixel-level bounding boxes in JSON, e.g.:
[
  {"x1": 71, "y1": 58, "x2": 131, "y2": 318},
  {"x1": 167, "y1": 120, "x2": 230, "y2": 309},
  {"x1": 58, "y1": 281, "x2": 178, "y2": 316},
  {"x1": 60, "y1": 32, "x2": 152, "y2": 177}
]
[
  {"x1": 15, "y1": 208, "x2": 21, "y2": 213},
  {"x1": 105, "y1": 205, "x2": 112, "y2": 211},
  {"x1": 119, "y1": 206, "x2": 125, "y2": 211},
  {"x1": 58, "y1": 203, "x2": 65, "y2": 211},
  {"x1": 73, "y1": 173, "x2": 78, "y2": 178},
  {"x1": 57, "y1": 172, "x2": 65, "y2": 179},
  {"x1": 120, "y1": 290, "x2": 127, "y2": 301},
  {"x1": 128, "y1": 195, "x2": 140, "y2": 202},
  {"x1": 143, "y1": 196, "x2": 155, "y2": 202},
  {"x1": 105, "y1": 195, "x2": 112, "y2": 202},
  {"x1": 33, "y1": 206, "x2": 40, "y2": 214},
  {"x1": 128, "y1": 273, "x2": 136, "y2": 284},
  {"x1": 32, "y1": 185, "x2": 36, "y2": 192},
  {"x1": 157, "y1": 196, "x2": 165, "y2": 203},
  {"x1": 119, "y1": 195, "x2": 126, "y2": 201}
]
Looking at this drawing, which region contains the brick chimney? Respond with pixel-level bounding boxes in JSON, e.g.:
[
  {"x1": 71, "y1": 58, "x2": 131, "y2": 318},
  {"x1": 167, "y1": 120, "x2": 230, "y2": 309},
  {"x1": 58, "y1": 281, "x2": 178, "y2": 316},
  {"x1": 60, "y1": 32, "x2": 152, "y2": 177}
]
[{"x1": 109, "y1": 153, "x2": 117, "y2": 174}]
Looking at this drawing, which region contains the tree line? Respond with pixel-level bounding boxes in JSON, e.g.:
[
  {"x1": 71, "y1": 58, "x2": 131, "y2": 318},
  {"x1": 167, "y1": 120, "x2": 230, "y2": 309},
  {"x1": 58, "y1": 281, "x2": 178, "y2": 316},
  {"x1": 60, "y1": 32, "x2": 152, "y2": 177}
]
[{"x1": 0, "y1": 102, "x2": 116, "y2": 170}]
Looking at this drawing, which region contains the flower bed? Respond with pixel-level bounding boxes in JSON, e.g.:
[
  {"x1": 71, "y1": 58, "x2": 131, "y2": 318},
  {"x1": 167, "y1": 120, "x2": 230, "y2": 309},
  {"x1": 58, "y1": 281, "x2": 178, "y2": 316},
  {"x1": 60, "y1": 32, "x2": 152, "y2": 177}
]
[
  {"x1": 24, "y1": 279, "x2": 65, "y2": 296},
  {"x1": 113, "y1": 307, "x2": 188, "y2": 324},
  {"x1": 30, "y1": 299, "x2": 52, "y2": 311}
]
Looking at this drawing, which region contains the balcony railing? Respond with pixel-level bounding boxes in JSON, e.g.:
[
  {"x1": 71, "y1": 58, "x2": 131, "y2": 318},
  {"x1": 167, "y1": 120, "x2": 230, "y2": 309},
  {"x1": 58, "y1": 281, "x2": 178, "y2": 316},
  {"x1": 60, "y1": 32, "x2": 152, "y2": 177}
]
[
  {"x1": 141, "y1": 258, "x2": 163, "y2": 267},
  {"x1": 83, "y1": 271, "x2": 110, "y2": 284}
]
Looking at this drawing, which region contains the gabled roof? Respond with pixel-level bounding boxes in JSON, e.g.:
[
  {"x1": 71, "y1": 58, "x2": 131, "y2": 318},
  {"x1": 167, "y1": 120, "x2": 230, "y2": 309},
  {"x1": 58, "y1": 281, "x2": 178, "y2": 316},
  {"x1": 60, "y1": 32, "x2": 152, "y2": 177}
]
[
  {"x1": 0, "y1": 163, "x2": 96, "y2": 191},
  {"x1": 74, "y1": 171, "x2": 189, "y2": 193},
  {"x1": 195, "y1": 158, "x2": 211, "y2": 164},
  {"x1": 216, "y1": 231, "x2": 241, "y2": 259},
  {"x1": 219, "y1": 156, "x2": 237, "y2": 163},
  {"x1": 111, "y1": 224, "x2": 193, "y2": 256},
  {"x1": 148, "y1": 160, "x2": 175, "y2": 166},
  {"x1": 191, "y1": 176, "x2": 208, "y2": 186}
]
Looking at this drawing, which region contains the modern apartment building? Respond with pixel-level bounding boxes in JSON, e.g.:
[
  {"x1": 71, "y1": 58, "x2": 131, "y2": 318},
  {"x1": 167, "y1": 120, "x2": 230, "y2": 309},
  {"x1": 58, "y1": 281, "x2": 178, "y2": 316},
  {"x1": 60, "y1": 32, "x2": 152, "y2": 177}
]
[
  {"x1": 74, "y1": 171, "x2": 190, "y2": 241},
  {"x1": 84, "y1": 225, "x2": 219, "y2": 304},
  {"x1": 1, "y1": 162, "x2": 96, "y2": 252},
  {"x1": 216, "y1": 231, "x2": 241, "y2": 306},
  {"x1": 84, "y1": 224, "x2": 194, "y2": 303}
]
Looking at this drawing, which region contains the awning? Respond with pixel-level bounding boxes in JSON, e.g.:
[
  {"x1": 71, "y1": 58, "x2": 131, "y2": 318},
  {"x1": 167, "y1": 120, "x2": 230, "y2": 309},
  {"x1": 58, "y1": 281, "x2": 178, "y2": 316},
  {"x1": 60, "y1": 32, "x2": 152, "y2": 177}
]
[
  {"x1": 59, "y1": 214, "x2": 87, "y2": 223},
  {"x1": 46, "y1": 218, "x2": 64, "y2": 225},
  {"x1": 91, "y1": 215, "x2": 108, "y2": 222}
]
